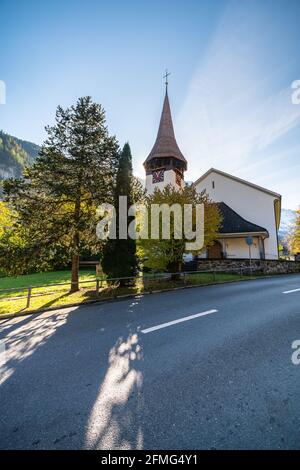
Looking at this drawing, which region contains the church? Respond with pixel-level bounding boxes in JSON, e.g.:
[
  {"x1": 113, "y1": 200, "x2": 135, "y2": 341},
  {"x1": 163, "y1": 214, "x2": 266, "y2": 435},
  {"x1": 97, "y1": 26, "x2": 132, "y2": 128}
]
[{"x1": 143, "y1": 83, "x2": 281, "y2": 261}]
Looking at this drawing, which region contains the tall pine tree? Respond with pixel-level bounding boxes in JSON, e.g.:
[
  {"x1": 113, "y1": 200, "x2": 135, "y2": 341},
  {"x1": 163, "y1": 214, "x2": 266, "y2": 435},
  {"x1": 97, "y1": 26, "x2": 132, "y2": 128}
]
[
  {"x1": 3, "y1": 97, "x2": 119, "y2": 290},
  {"x1": 101, "y1": 143, "x2": 141, "y2": 283}
]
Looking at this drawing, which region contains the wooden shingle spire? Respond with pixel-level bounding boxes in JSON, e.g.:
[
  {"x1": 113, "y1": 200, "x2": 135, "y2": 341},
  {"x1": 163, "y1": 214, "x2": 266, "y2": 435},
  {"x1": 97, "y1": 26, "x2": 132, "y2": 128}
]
[{"x1": 144, "y1": 80, "x2": 187, "y2": 169}]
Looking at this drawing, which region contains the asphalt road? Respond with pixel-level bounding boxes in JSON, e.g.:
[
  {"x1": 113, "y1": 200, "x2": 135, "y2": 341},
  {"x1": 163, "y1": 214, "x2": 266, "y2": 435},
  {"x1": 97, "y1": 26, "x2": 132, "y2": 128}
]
[{"x1": 1, "y1": 274, "x2": 300, "y2": 450}]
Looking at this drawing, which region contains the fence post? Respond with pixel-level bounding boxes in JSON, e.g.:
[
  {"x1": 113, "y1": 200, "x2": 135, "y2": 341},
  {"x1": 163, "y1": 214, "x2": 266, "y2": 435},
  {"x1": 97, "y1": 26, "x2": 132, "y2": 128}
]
[
  {"x1": 26, "y1": 287, "x2": 32, "y2": 309},
  {"x1": 96, "y1": 279, "x2": 99, "y2": 295},
  {"x1": 149, "y1": 273, "x2": 154, "y2": 293},
  {"x1": 113, "y1": 283, "x2": 117, "y2": 298},
  {"x1": 213, "y1": 270, "x2": 216, "y2": 281}
]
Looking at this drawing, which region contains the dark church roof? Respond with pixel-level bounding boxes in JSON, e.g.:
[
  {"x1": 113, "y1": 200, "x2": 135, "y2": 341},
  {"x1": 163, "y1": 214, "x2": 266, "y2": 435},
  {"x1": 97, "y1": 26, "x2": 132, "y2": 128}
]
[
  {"x1": 217, "y1": 202, "x2": 268, "y2": 235},
  {"x1": 144, "y1": 90, "x2": 187, "y2": 168}
]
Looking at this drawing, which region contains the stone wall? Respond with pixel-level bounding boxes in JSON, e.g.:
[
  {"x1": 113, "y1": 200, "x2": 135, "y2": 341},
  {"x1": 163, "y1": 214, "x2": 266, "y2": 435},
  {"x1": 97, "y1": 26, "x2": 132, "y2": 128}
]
[{"x1": 196, "y1": 258, "x2": 300, "y2": 275}]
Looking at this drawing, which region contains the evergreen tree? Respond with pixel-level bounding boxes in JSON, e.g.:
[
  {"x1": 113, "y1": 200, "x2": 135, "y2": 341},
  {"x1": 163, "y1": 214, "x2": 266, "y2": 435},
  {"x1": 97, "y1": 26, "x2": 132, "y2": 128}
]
[
  {"x1": 101, "y1": 143, "x2": 142, "y2": 283},
  {"x1": 3, "y1": 97, "x2": 119, "y2": 290}
]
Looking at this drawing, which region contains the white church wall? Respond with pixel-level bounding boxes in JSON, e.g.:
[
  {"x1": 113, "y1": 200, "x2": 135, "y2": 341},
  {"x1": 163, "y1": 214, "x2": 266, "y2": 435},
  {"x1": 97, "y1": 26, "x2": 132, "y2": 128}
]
[
  {"x1": 198, "y1": 237, "x2": 261, "y2": 259},
  {"x1": 222, "y1": 237, "x2": 261, "y2": 259},
  {"x1": 146, "y1": 169, "x2": 184, "y2": 194},
  {"x1": 195, "y1": 171, "x2": 280, "y2": 260}
]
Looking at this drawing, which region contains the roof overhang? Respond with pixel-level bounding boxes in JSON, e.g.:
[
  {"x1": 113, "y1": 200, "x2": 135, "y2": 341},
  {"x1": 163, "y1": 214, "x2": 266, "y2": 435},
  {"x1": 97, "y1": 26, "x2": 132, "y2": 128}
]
[
  {"x1": 274, "y1": 197, "x2": 282, "y2": 229},
  {"x1": 217, "y1": 231, "x2": 269, "y2": 239}
]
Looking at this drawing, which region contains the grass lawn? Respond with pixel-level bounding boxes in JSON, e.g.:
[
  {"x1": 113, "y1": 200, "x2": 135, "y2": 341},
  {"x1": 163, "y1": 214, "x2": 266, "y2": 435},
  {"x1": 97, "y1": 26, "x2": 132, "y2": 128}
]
[
  {"x1": 0, "y1": 270, "x2": 256, "y2": 316},
  {"x1": 0, "y1": 269, "x2": 96, "y2": 290}
]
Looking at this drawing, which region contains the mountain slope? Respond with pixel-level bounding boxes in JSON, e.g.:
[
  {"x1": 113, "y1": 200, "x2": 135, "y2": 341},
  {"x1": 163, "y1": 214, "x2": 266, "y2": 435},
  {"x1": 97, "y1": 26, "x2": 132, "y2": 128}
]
[
  {"x1": 278, "y1": 208, "x2": 297, "y2": 242},
  {"x1": 0, "y1": 130, "x2": 40, "y2": 181}
]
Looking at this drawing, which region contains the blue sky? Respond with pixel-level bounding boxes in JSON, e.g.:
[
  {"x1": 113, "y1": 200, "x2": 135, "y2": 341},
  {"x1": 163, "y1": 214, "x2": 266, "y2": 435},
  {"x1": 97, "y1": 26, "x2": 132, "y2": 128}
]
[{"x1": 0, "y1": 0, "x2": 299, "y2": 208}]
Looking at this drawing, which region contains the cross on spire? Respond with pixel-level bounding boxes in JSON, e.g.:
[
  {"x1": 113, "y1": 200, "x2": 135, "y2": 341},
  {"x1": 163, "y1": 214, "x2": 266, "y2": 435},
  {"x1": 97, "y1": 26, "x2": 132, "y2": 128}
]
[{"x1": 163, "y1": 69, "x2": 170, "y2": 90}]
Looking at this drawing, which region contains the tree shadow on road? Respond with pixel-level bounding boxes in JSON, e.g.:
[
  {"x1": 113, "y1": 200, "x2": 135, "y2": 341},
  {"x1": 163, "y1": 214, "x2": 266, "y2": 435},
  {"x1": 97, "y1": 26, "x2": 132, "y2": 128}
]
[{"x1": 0, "y1": 298, "x2": 145, "y2": 450}]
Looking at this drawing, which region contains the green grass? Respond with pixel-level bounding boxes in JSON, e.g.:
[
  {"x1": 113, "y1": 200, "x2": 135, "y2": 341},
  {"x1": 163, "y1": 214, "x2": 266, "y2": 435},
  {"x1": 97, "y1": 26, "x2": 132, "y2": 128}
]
[
  {"x1": 0, "y1": 269, "x2": 96, "y2": 290},
  {"x1": 0, "y1": 270, "x2": 257, "y2": 316},
  {"x1": 0, "y1": 269, "x2": 98, "y2": 301}
]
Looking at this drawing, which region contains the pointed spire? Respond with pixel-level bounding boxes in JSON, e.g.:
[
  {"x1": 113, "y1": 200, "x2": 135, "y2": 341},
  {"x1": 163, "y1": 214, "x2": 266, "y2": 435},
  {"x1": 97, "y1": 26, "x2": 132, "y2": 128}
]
[{"x1": 144, "y1": 88, "x2": 187, "y2": 167}]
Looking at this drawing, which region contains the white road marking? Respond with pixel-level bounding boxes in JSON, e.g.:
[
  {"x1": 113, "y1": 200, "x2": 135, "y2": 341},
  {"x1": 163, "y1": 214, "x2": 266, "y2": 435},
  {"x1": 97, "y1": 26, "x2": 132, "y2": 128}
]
[
  {"x1": 0, "y1": 340, "x2": 6, "y2": 367},
  {"x1": 283, "y1": 288, "x2": 300, "y2": 294},
  {"x1": 141, "y1": 309, "x2": 218, "y2": 334}
]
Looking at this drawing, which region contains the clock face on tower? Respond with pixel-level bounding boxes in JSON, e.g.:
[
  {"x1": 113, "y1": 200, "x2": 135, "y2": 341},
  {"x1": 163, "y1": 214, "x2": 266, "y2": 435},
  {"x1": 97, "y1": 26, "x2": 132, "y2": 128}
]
[{"x1": 152, "y1": 168, "x2": 165, "y2": 184}]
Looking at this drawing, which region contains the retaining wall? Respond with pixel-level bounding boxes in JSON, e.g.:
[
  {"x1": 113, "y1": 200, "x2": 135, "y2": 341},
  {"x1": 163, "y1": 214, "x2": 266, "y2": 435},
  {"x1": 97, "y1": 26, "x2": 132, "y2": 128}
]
[{"x1": 197, "y1": 259, "x2": 300, "y2": 274}]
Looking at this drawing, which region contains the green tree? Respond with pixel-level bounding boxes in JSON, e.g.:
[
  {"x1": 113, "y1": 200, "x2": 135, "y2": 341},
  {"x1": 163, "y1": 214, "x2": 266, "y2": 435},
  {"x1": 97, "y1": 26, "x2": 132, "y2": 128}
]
[
  {"x1": 138, "y1": 184, "x2": 221, "y2": 274},
  {"x1": 0, "y1": 202, "x2": 28, "y2": 275},
  {"x1": 3, "y1": 97, "x2": 119, "y2": 290},
  {"x1": 289, "y1": 208, "x2": 300, "y2": 255},
  {"x1": 0, "y1": 202, "x2": 13, "y2": 238},
  {"x1": 101, "y1": 143, "x2": 143, "y2": 284}
]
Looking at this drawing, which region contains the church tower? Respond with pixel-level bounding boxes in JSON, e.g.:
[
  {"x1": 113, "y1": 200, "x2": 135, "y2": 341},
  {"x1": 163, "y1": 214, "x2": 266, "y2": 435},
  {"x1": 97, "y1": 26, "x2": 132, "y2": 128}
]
[{"x1": 144, "y1": 74, "x2": 187, "y2": 193}]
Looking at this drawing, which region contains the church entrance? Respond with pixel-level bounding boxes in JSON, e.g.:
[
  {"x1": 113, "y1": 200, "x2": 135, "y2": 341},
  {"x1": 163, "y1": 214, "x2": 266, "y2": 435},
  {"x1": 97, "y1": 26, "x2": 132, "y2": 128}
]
[{"x1": 207, "y1": 240, "x2": 223, "y2": 259}]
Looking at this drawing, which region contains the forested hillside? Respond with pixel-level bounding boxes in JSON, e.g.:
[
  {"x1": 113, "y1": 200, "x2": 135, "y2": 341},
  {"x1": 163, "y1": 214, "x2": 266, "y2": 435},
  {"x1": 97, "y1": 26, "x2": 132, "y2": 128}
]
[
  {"x1": 0, "y1": 130, "x2": 40, "y2": 184},
  {"x1": 279, "y1": 208, "x2": 297, "y2": 242}
]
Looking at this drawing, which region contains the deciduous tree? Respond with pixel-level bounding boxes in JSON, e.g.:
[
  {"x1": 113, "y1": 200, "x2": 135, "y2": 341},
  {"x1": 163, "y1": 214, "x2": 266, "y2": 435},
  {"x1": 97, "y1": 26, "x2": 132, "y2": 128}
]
[
  {"x1": 138, "y1": 184, "x2": 221, "y2": 274},
  {"x1": 289, "y1": 208, "x2": 300, "y2": 255}
]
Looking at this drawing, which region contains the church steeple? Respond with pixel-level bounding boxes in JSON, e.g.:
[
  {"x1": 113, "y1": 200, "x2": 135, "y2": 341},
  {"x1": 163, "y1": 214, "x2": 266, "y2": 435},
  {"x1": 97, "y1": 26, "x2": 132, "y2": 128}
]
[
  {"x1": 144, "y1": 77, "x2": 187, "y2": 193},
  {"x1": 144, "y1": 86, "x2": 187, "y2": 168},
  {"x1": 144, "y1": 89, "x2": 187, "y2": 166}
]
